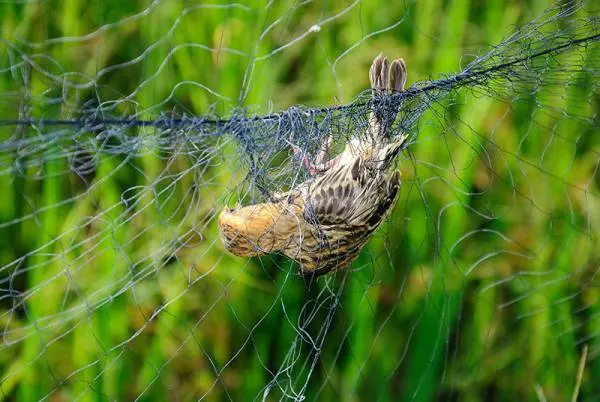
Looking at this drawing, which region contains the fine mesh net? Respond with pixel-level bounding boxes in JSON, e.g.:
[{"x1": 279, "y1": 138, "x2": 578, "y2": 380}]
[{"x1": 1, "y1": 0, "x2": 599, "y2": 400}]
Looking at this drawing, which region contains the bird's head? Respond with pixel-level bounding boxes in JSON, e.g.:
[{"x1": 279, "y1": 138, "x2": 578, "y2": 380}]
[{"x1": 218, "y1": 203, "x2": 300, "y2": 257}]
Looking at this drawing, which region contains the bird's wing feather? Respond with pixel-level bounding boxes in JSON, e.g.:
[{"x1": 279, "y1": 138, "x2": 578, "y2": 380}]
[
  {"x1": 303, "y1": 157, "x2": 364, "y2": 225},
  {"x1": 304, "y1": 156, "x2": 398, "y2": 226}
]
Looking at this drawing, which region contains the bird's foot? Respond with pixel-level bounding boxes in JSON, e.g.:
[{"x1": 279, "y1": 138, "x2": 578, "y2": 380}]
[{"x1": 286, "y1": 135, "x2": 339, "y2": 176}]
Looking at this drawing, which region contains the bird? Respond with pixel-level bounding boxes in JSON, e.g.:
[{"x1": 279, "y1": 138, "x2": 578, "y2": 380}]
[{"x1": 218, "y1": 54, "x2": 408, "y2": 276}]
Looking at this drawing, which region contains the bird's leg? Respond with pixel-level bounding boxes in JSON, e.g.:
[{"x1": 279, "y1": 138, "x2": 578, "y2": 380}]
[
  {"x1": 312, "y1": 135, "x2": 342, "y2": 173},
  {"x1": 314, "y1": 135, "x2": 333, "y2": 166},
  {"x1": 287, "y1": 135, "x2": 339, "y2": 176},
  {"x1": 287, "y1": 140, "x2": 311, "y2": 170}
]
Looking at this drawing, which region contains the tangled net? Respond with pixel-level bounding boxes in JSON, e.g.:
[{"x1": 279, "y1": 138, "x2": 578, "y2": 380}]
[{"x1": 0, "y1": 0, "x2": 599, "y2": 400}]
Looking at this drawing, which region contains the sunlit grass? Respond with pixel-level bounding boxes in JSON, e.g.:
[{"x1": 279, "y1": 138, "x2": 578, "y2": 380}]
[{"x1": 1, "y1": 0, "x2": 598, "y2": 400}]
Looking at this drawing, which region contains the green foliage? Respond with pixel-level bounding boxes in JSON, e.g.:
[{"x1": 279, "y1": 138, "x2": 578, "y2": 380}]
[{"x1": 1, "y1": 0, "x2": 599, "y2": 400}]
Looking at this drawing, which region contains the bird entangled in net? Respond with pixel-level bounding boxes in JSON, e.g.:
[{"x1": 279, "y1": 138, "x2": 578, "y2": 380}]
[{"x1": 0, "y1": 0, "x2": 599, "y2": 400}]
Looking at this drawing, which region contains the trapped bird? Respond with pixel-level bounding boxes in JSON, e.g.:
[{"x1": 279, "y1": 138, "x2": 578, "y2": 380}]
[{"x1": 218, "y1": 54, "x2": 407, "y2": 276}]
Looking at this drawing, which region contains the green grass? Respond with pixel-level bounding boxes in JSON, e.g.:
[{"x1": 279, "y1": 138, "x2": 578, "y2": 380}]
[{"x1": 1, "y1": 0, "x2": 599, "y2": 400}]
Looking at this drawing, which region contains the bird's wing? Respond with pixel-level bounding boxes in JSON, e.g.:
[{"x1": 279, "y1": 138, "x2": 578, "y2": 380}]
[{"x1": 303, "y1": 155, "x2": 398, "y2": 226}]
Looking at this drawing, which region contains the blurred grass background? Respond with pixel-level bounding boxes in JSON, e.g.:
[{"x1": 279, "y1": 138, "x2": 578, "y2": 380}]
[{"x1": 1, "y1": 0, "x2": 599, "y2": 400}]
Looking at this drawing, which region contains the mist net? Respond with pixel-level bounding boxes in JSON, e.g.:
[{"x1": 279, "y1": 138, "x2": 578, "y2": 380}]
[{"x1": 0, "y1": 0, "x2": 599, "y2": 400}]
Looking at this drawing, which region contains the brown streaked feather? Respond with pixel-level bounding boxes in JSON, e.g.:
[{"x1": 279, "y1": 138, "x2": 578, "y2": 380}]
[
  {"x1": 389, "y1": 58, "x2": 407, "y2": 92},
  {"x1": 304, "y1": 158, "x2": 366, "y2": 225}
]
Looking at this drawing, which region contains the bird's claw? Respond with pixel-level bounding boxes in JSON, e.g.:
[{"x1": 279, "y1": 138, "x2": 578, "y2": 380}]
[
  {"x1": 286, "y1": 135, "x2": 338, "y2": 176},
  {"x1": 315, "y1": 136, "x2": 333, "y2": 166}
]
